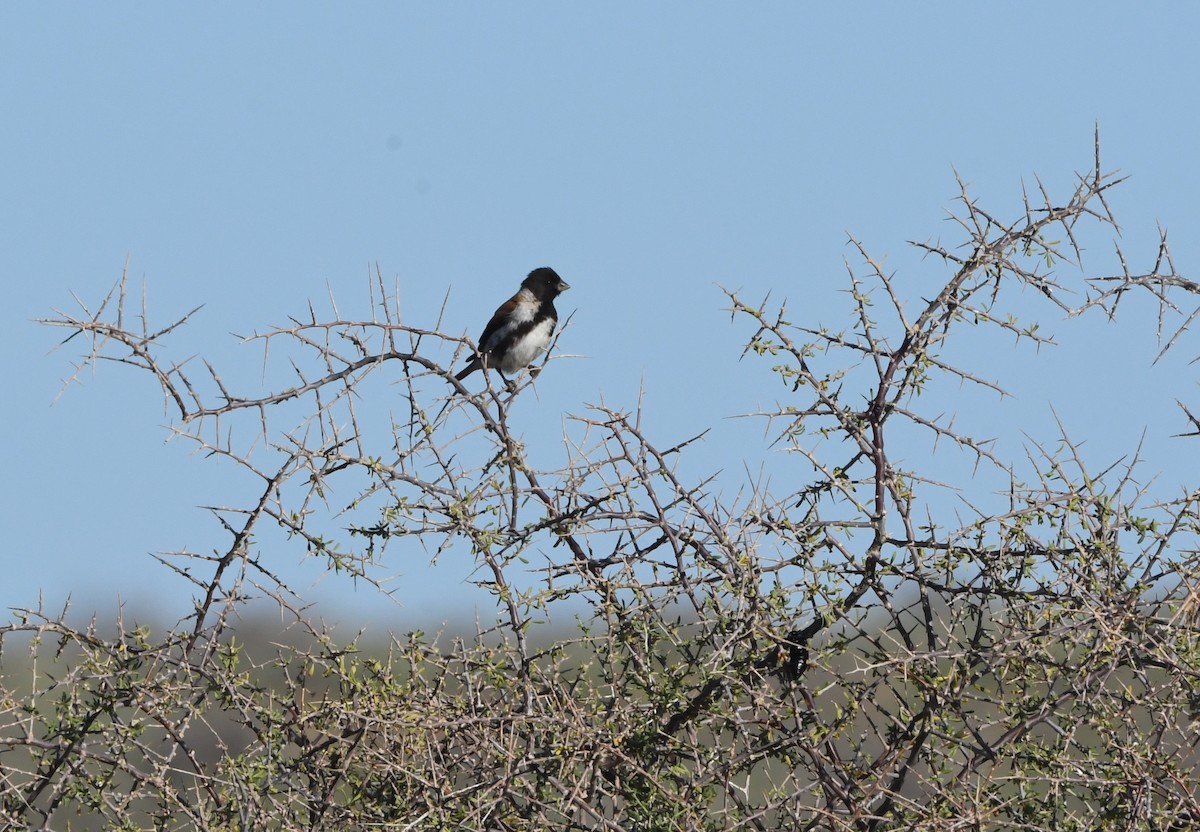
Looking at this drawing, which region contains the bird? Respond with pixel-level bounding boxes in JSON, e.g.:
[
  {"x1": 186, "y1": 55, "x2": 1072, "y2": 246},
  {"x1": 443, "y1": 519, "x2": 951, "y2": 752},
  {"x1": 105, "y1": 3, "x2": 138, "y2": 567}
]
[{"x1": 455, "y1": 267, "x2": 571, "y2": 382}]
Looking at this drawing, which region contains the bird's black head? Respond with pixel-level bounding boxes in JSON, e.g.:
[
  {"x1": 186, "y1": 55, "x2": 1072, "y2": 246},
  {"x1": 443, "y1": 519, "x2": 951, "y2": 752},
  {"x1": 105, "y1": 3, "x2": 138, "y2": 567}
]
[{"x1": 522, "y1": 267, "x2": 570, "y2": 301}]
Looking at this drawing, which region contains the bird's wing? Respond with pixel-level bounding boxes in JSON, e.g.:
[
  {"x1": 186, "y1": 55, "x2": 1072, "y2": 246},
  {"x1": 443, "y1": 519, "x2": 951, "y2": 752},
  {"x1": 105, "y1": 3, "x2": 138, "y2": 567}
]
[{"x1": 477, "y1": 292, "x2": 525, "y2": 353}]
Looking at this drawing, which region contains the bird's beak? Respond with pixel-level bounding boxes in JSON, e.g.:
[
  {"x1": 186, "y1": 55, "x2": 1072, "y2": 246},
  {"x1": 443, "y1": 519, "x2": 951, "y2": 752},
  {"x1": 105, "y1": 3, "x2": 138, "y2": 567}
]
[{"x1": 558, "y1": 280, "x2": 571, "y2": 292}]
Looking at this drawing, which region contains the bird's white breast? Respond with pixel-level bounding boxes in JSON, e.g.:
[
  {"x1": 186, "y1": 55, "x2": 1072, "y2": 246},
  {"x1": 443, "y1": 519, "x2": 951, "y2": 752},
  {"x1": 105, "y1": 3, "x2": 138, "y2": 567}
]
[{"x1": 496, "y1": 316, "x2": 555, "y2": 373}]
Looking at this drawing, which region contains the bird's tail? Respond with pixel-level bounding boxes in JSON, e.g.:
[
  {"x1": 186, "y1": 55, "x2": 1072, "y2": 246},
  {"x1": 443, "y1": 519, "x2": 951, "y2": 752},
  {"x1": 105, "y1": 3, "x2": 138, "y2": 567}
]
[{"x1": 454, "y1": 360, "x2": 480, "y2": 381}]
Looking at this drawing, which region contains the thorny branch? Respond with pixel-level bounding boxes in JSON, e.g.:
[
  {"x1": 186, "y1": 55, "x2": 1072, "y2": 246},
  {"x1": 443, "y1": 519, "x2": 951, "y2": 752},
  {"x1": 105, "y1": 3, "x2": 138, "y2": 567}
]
[{"x1": 7, "y1": 137, "x2": 1200, "y2": 830}]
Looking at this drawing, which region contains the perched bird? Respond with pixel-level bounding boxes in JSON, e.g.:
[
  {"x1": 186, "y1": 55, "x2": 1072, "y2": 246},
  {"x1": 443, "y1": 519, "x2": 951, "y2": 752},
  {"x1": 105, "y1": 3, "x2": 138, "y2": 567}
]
[{"x1": 455, "y1": 267, "x2": 571, "y2": 381}]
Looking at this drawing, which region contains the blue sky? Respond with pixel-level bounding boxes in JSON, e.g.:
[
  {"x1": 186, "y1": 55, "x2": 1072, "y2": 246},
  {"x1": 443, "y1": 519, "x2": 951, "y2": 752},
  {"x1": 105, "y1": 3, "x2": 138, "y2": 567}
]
[{"x1": 5, "y1": 5, "x2": 1199, "y2": 631}]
